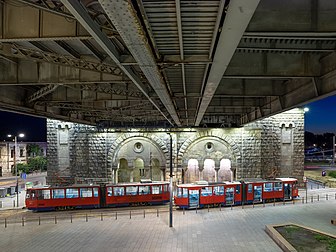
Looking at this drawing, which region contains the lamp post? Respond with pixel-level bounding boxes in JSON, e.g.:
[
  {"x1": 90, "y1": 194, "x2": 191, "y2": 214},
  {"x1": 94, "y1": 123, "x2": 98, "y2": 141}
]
[
  {"x1": 7, "y1": 133, "x2": 25, "y2": 208},
  {"x1": 167, "y1": 132, "x2": 173, "y2": 228}
]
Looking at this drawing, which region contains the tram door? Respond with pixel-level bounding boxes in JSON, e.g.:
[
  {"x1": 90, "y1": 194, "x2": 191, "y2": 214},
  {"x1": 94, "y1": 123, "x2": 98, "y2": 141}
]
[
  {"x1": 253, "y1": 185, "x2": 262, "y2": 202},
  {"x1": 225, "y1": 187, "x2": 234, "y2": 205},
  {"x1": 284, "y1": 183, "x2": 292, "y2": 200},
  {"x1": 189, "y1": 190, "x2": 199, "y2": 208}
]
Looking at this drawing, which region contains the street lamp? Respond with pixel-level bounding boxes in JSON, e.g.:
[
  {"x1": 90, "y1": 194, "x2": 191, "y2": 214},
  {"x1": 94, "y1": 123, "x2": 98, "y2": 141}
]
[{"x1": 7, "y1": 133, "x2": 25, "y2": 208}]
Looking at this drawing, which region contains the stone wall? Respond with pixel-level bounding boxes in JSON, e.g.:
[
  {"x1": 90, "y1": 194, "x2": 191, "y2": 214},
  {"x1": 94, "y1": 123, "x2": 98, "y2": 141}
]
[{"x1": 46, "y1": 108, "x2": 304, "y2": 186}]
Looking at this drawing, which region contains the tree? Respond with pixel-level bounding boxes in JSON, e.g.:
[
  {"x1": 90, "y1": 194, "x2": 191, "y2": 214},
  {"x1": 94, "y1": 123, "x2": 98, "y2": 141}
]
[
  {"x1": 26, "y1": 143, "x2": 42, "y2": 157},
  {"x1": 28, "y1": 156, "x2": 47, "y2": 172}
]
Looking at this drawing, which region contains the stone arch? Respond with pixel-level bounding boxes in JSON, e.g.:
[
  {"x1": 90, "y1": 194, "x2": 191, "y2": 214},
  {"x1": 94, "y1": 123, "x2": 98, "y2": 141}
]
[
  {"x1": 178, "y1": 130, "x2": 241, "y2": 164},
  {"x1": 179, "y1": 131, "x2": 241, "y2": 183},
  {"x1": 107, "y1": 133, "x2": 169, "y2": 182}
]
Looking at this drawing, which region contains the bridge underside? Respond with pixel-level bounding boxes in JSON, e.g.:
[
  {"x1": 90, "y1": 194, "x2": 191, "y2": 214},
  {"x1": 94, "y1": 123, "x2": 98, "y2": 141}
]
[{"x1": 0, "y1": 0, "x2": 336, "y2": 128}]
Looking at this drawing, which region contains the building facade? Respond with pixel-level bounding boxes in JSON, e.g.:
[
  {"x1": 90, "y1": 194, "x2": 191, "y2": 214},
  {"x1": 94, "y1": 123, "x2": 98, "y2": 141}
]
[
  {"x1": 46, "y1": 109, "x2": 305, "y2": 186},
  {"x1": 0, "y1": 142, "x2": 47, "y2": 177}
]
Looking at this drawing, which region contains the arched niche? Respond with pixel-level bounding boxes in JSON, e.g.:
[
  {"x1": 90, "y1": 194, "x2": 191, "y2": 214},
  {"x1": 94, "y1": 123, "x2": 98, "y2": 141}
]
[
  {"x1": 219, "y1": 159, "x2": 232, "y2": 182},
  {"x1": 181, "y1": 136, "x2": 237, "y2": 183},
  {"x1": 184, "y1": 159, "x2": 199, "y2": 183},
  {"x1": 203, "y1": 159, "x2": 215, "y2": 182},
  {"x1": 112, "y1": 137, "x2": 166, "y2": 183}
]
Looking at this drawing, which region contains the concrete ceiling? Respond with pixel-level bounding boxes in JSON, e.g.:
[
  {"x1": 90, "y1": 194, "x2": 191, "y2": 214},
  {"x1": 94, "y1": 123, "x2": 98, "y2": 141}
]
[{"x1": 0, "y1": 0, "x2": 336, "y2": 128}]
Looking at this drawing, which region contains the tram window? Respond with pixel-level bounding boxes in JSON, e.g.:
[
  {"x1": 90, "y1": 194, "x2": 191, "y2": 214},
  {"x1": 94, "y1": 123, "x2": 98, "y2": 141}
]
[
  {"x1": 163, "y1": 184, "x2": 168, "y2": 192},
  {"x1": 152, "y1": 185, "x2": 162, "y2": 195},
  {"x1": 182, "y1": 188, "x2": 188, "y2": 198},
  {"x1": 126, "y1": 186, "x2": 138, "y2": 196},
  {"x1": 248, "y1": 184, "x2": 252, "y2": 193},
  {"x1": 139, "y1": 186, "x2": 150, "y2": 195},
  {"x1": 93, "y1": 188, "x2": 99, "y2": 197},
  {"x1": 274, "y1": 182, "x2": 282, "y2": 191},
  {"x1": 214, "y1": 186, "x2": 224, "y2": 196},
  {"x1": 107, "y1": 187, "x2": 113, "y2": 196},
  {"x1": 66, "y1": 188, "x2": 79, "y2": 198},
  {"x1": 201, "y1": 187, "x2": 212, "y2": 196},
  {"x1": 37, "y1": 189, "x2": 50, "y2": 200},
  {"x1": 264, "y1": 183, "x2": 273, "y2": 192},
  {"x1": 52, "y1": 189, "x2": 65, "y2": 199},
  {"x1": 113, "y1": 187, "x2": 124, "y2": 196},
  {"x1": 80, "y1": 188, "x2": 93, "y2": 198},
  {"x1": 28, "y1": 190, "x2": 36, "y2": 199},
  {"x1": 177, "y1": 188, "x2": 182, "y2": 197},
  {"x1": 235, "y1": 185, "x2": 240, "y2": 194}
]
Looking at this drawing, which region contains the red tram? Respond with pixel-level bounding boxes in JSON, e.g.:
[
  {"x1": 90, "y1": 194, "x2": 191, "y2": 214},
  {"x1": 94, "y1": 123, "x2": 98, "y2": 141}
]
[
  {"x1": 174, "y1": 178, "x2": 298, "y2": 209},
  {"x1": 25, "y1": 181, "x2": 169, "y2": 211}
]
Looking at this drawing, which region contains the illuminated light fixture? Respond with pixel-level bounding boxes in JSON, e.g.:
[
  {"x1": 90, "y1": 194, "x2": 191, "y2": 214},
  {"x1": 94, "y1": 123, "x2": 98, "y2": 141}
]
[{"x1": 303, "y1": 107, "x2": 309, "y2": 112}]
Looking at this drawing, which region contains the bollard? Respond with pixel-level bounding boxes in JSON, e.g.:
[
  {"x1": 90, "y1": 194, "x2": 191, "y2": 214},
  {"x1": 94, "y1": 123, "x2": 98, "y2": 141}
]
[
  {"x1": 293, "y1": 198, "x2": 295, "y2": 204},
  {"x1": 115, "y1": 212, "x2": 117, "y2": 220},
  {"x1": 13, "y1": 200, "x2": 15, "y2": 208},
  {"x1": 253, "y1": 201, "x2": 254, "y2": 208},
  {"x1": 143, "y1": 210, "x2": 145, "y2": 218},
  {"x1": 283, "y1": 198, "x2": 285, "y2": 205},
  {"x1": 311, "y1": 196, "x2": 313, "y2": 203},
  {"x1": 183, "y1": 208, "x2": 185, "y2": 215},
  {"x1": 196, "y1": 206, "x2": 198, "y2": 214},
  {"x1": 5, "y1": 218, "x2": 7, "y2": 228},
  {"x1": 318, "y1": 184, "x2": 319, "y2": 189},
  {"x1": 208, "y1": 205, "x2": 209, "y2": 212},
  {"x1": 86, "y1": 214, "x2": 88, "y2": 222},
  {"x1": 302, "y1": 197, "x2": 304, "y2": 204},
  {"x1": 101, "y1": 213, "x2": 103, "y2": 221},
  {"x1": 39, "y1": 216, "x2": 41, "y2": 225},
  {"x1": 263, "y1": 200, "x2": 265, "y2": 207},
  {"x1": 318, "y1": 195, "x2": 319, "y2": 201},
  {"x1": 335, "y1": 193, "x2": 336, "y2": 200},
  {"x1": 327, "y1": 194, "x2": 329, "y2": 201},
  {"x1": 70, "y1": 215, "x2": 72, "y2": 223},
  {"x1": 273, "y1": 198, "x2": 276, "y2": 206},
  {"x1": 55, "y1": 216, "x2": 57, "y2": 224},
  {"x1": 130, "y1": 211, "x2": 131, "y2": 219},
  {"x1": 22, "y1": 217, "x2": 24, "y2": 227},
  {"x1": 231, "y1": 204, "x2": 233, "y2": 210},
  {"x1": 157, "y1": 209, "x2": 159, "y2": 217},
  {"x1": 311, "y1": 185, "x2": 313, "y2": 190}
]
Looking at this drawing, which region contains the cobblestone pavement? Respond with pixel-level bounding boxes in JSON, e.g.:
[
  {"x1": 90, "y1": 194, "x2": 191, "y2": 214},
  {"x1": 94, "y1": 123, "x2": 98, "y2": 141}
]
[{"x1": 0, "y1": 198, "x2": 335, "y2": 252}]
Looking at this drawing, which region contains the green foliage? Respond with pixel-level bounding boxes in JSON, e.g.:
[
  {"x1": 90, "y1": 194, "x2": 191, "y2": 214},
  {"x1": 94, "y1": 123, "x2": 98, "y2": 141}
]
[
  {"x1": 26, "y1": 143, "x2": 43, "y2": 157},
  {"x1": 284, "y1": 225, "x2": 299, "y2": 235},
  {"x1": 328, "y1": 171, "x2": 336, "y2": 179},
  {"x1": 16, "y1": 157, "x2": 47, "y2": 174},
  {"x1": 315, "y1": 234, "x2": 336, "y2": 251},
  {"x1": 28, "y1": 156, "x2": 47, "y2": 172}
]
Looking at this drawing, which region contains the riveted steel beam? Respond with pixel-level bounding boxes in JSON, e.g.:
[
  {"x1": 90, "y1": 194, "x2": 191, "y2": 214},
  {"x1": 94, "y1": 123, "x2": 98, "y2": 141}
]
[
  {"x1": 27, "y1": 84, "x2": 60, "y2": 103},
  {"x1": 0, "y1": 43, "x2": 123, "y2": 76},
  {"x1": 195, "y1": 0, "x2": 260, "y2": 126},
  {"x1": 98, "y1": 0, "x2": 181, "y2": 126},
  {"x1": 61, "y1": 0, "x2": 175, "y2": 126}
]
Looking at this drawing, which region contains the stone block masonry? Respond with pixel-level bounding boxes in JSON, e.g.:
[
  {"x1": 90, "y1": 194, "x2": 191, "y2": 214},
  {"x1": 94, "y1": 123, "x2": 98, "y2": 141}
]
[{"x1": 46, "y1": 109, "x2": 304, "y2": 186}]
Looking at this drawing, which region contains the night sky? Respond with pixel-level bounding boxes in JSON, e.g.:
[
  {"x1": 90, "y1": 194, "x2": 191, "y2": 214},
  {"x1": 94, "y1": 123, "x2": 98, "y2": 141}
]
[
  {"x1": 0, "y1": 95, "x2": 335, "y2": 141},
  {"x1": 304, "y1": 95, "x2": 336, "y2": 134},
  {"x1": 0, "y1": 111, "x2": 46, "y2": 142}
]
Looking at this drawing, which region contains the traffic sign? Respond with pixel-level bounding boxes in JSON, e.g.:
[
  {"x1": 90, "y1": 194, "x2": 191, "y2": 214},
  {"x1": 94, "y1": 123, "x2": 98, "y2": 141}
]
[{"x1": 21, "y1": 172, "x2": 27, "y2": 180}]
